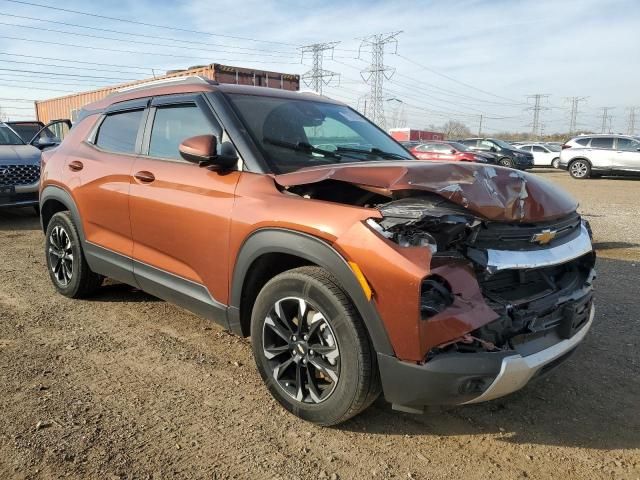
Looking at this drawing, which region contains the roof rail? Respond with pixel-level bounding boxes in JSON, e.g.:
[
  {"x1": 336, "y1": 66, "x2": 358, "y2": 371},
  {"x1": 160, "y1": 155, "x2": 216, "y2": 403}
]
[{"x1": 116, "y1": 75, "x2": 214, "y2": 94}]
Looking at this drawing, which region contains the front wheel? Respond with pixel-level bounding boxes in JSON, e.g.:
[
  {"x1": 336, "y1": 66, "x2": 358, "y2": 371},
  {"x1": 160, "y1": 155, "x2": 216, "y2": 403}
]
[
  {"x1": 498, "y1": 157, "x2": 514, "y2": 168},
  {"x1": 569, "y1": 159, "x2": 591, "y2": 179},
  {"x1": 551, "y1": 157, "x2": 560, "y2": 169},
  {"x1": 250, "y1": 266, "x2": 380, "y2": 426}
]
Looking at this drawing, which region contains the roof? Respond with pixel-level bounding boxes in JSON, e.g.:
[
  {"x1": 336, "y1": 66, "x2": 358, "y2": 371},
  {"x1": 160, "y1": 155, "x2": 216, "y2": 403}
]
[{"x1": 83, "y1": 76, "x2": 343, "y2": 113}]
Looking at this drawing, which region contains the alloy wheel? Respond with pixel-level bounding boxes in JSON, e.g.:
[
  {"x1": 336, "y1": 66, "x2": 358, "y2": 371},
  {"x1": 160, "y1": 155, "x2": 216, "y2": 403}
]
[
  {"x1": 570, "y1": 160, "x2": 588, "y2": 178},
  {"x1": 262, "y1": 297, "x2": 340, "y2": 404},
  {"x1": 48, "y1": 225, "x2": 74, "y2": 286}
]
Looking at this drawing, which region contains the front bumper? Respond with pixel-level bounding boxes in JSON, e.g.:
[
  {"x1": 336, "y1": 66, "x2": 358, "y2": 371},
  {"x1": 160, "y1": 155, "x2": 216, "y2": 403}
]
[
  {"x1": 0, "y1": 181, "x2": 39, "y2": 207},
  {"x1": 378, "y1": 304, "x2": 594, "y2": 410}
]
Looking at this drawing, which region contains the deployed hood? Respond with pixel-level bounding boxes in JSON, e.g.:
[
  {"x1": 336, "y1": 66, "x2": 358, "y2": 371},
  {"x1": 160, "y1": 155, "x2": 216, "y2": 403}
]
[
  {"x1": 0, "y1": 145, "x2": 42, "y2": 165},
  {"x1": 274, "y1": 161, "x2": 577, "y2": 222}
]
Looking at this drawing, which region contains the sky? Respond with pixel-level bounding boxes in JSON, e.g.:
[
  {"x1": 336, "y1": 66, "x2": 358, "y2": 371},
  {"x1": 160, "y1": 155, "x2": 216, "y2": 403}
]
[{"x1": 0, "y1": 0, "x2": 638, "y2": 134}]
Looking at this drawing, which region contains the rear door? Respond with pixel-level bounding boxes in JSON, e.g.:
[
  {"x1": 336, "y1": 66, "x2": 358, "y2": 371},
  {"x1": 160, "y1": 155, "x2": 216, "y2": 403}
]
[
  {"x1": 531, "y1": 145, "x2": 550, "y2": 165},
  {"x1": 129, "y1": 93, "x2": 241, "y2": 321},
  {"x1": 614, "y1": 137, "x2": 640, "y2": 172},
  {"x1": 72, "y1": 99, "x2": 148, "y2": 285},
  {"x1": 588, "y1": 137, "x2": 615, "y2": 170}
]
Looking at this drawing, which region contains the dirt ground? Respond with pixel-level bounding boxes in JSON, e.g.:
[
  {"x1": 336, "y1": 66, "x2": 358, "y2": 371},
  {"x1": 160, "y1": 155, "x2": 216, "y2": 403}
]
[{"x1": 0, "y1": 170, "x2": 639, "y2": 480}]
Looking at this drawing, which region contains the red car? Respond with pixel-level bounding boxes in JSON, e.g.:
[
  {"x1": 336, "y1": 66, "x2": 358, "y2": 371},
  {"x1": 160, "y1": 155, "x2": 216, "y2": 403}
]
[{"x1": 409, "y1": 141, "x2": 495, "y2": 164}]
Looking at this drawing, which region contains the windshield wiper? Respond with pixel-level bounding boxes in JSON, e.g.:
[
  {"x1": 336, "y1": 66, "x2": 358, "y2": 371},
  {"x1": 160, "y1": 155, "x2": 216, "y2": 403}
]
[
  {"x1": 335, "y1": 146, "x2": 410, "y2": 160},
  {"x1": 263, "y1": 137, "x2": 343, "y2": 161}
]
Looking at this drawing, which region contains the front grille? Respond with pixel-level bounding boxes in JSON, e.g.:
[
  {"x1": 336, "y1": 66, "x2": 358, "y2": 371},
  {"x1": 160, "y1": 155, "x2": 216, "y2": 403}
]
[
  {"x1": 473, "y1": 212, "x2": 581, "y2": 250},
  {"x1": 0, "y1": 164, "x2": 40, "y2": 186}
]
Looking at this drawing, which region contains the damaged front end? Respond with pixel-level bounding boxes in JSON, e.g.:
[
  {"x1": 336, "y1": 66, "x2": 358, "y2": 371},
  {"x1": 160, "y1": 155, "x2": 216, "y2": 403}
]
[{"x1": 369, "y1": 193, "x2": 595, "y2": 358}]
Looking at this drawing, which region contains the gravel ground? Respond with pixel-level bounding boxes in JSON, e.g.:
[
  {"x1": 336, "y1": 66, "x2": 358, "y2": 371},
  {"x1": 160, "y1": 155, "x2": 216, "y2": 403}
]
[{"x1": 0, "y1": 170, "x2": 638, "y2": 479}]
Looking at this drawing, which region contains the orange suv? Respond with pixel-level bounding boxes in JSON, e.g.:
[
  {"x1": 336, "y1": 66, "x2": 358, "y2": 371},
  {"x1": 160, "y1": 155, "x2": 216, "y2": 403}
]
[{"x1": 40, "y1": 77, "x2": 596, "y2": 425}]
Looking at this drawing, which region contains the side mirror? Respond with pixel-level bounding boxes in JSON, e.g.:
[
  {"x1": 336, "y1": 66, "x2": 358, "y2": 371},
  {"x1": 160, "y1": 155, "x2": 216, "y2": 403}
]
[
  {"x1": 450, "y1": 149, "x2": 456, "y2": 154},
  {"x1": 490, "y1": 146, "x2": 498, "y2": 153},
  {"x1": 179, "y1": 135, "x2": 238, "y2": 170}
]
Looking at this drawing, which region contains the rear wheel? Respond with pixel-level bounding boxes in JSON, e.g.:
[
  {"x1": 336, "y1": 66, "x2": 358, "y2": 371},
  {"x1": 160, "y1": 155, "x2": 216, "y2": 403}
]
[
  {"x1": 250, "y1": 266, "x2": 380, "y2": 426},
  {"x1": 498, "y1": 157, "x2": 514, "y2": 168},
  {"x1": 569, "y1": 159, "x2": 591, "y2": 179},
  {"x1": 551, "y1": 157, "x2": 560, "y2": 169},
  {"x1": 45, "y1": 211, "x2": 103, "y2": 298}
]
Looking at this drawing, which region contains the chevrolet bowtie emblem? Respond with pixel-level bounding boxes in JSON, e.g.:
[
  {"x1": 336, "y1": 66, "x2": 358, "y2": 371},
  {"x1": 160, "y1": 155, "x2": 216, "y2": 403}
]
[{"x1": 531, "y1": 229, "x2": 557, "y2": 245}]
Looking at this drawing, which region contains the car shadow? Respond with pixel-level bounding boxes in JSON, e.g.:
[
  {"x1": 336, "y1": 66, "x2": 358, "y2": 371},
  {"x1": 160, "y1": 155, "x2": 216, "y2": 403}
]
[
  {"x1": 338, "y1": 256, "x2": 640, "y2": 450},
  {"x1": 87, "y1": 281, "x2": 161, "y2": 303},
  {"x1": 0, "y1": 207, "x2": 41, "y2": 231},
  {"x1": 593, "y1": 241, "x2": 640, "y2": 250}
]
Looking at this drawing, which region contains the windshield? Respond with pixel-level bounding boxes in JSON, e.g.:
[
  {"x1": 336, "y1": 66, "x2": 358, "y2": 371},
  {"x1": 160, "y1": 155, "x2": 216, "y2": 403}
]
[
  {"x1": 226, "y1": 94, "x2": 412, "y2": 173},
  {"x1": 0, "y1": 124, "x2": 25, "y2": 145},
  {"x1": 7, "y1": 122, "x2": 45, "y2": 142},
  {"x1": 491, "y1": 139, "x2": 514, "y2": 150}
]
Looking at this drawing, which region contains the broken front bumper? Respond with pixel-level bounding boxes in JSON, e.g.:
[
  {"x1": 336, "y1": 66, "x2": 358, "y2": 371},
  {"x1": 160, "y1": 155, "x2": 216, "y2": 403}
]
[{"x1": 378, "y1": 303, "x2": 594, "y2": 410}]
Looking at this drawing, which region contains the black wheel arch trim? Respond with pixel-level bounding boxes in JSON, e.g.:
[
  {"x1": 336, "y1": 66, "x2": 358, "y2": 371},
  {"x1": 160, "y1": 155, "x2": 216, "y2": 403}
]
[
  {"x1": 229, "y1": 228, "x2": 395, "y2": 356},
  {"x1": 40, "y1": 185, "x2": 85, "y2": 240}
]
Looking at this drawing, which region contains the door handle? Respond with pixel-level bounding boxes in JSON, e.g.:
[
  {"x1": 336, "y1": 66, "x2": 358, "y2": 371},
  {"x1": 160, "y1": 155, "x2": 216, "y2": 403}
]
[
  {"x1": 134, "y1": 171, "x2": 155, "y2": 183},
  {"x1": 68, "y1": 160, "x2": 83, "y2": 172}
]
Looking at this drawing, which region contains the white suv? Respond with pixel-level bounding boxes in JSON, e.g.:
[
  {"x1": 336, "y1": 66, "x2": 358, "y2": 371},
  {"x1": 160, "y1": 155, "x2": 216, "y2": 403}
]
[{"x1": 559, "y1": 134, "x2": 640, "y2": 179}]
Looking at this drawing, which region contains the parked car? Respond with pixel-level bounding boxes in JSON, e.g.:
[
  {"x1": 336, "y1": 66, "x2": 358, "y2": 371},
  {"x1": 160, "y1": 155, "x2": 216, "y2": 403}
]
[
  {"x1": 40, "y1": 78, "x2": 596, "y2": 425},
  {"x1": 410, "y1": 140, "x2": 496, "y2": 164},
  {"x1": 0, "y1": 120, "x2": 68, "y2": 213},
  {"x1": 517, "y1": 143, "x2": 562, "y2": 168},
  {"x1": 458, "y1": 138, "x2": 534, "y2": 169},
  {"x1": 559, "y1": 134, "x2": 640, "y2": 179}
]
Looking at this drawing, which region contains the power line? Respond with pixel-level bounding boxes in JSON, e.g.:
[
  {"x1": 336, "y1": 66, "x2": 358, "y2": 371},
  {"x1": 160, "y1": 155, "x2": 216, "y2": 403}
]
[
  {"x1": 2, "y1": 0, "x2": 297, "y2": 46},
  {"x1": 358, "y1": 31, "x2": 401, "y2": 128},
  {"x1": 564, "y1": 96, "x2": 588, "y2": 135},
  {"x1": 0, "y1": 20, "x2": 296, "y2": 59},
  {"x1": 0, "y1": 34, "x2": 303, "y2": 64},
  {"x1": 0, "y1": 52, "x2": 161, "y2": 73},
  {"x1": 393, "y1": 52, "x2": 527, "y2": 105},
  {"x1": 300, "y1": 42, "x2": 340, "y2": 95},
  {"x1": 526, "y1": 94, "x2": 550, "y2": 138},
  {"x1": 0, "y1": 13, "x2": 297, "y2": 55}
]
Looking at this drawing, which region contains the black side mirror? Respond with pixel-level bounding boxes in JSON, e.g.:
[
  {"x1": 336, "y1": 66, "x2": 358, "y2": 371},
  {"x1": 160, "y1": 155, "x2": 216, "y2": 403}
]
[
  {"x1": 179, "y1": 135, "x2": 238, "y2": 170},
  {"x1": 450, "y1": 149, "x2": 456, "y2": 154},
  {"x1": 490, "y1": 146, "x2": 498, "y2": 153}
]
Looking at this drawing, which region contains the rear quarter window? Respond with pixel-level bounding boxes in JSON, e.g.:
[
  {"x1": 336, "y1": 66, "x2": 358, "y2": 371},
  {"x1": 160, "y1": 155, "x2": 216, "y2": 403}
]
[
  {"x1": 575, "y1": 138, "x2": 591, "y2": 146},
  {"x1": 590, "y1": 137, "x2": 614, "y2": 149}
]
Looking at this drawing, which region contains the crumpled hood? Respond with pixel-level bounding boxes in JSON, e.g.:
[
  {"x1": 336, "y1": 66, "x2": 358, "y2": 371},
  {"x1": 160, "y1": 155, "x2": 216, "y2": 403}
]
[
  {"x1": 0, "y1": 145, "x2": 42, "y2": 165},
  {"x1": 274, "y1": 161, "x2": 578, "y2": 222}
]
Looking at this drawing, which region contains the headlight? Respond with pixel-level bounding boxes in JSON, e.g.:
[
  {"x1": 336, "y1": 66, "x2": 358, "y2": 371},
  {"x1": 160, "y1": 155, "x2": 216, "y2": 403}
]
[{"x1": 367, "y1": 197, "x2": 478, "y2": 253}]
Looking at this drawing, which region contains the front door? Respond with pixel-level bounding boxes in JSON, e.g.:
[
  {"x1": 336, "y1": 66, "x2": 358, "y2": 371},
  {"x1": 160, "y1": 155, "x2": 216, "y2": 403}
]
[
  {"x1": 128, "y1": 94, "x2": 241, "y2": 323},
  {"x1": 615, "y1": 137, "x2": 640, "y2": 172}
]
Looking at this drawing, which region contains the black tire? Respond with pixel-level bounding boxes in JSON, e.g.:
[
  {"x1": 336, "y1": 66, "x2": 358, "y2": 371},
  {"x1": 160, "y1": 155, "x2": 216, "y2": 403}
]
[
  {"x1": 568, "y1": 159, "x2": 591, "y2": 179},
  {"x1": 551, "y1": 157, "x2": 560, "y2": 169},
  {"x1": 250, "y1": 266, "x2": 381, "y2": 426},
  {"x1": 498, "y1": 157, "x2": 514, "y2": 168},
  {"x1": 45, "y1": 211, "x2": 103, "y2": 298}
]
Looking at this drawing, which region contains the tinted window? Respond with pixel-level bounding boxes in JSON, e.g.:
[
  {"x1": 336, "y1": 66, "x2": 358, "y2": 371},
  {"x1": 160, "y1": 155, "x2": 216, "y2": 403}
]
[
  {"x1": 460, "y1": 139, "x2": 478, "y2": 147},
  {"x1": 95, "y1": 110, "x2": 144, "y2": 154},
  {"x1": 149, "y1": 105, "x2": 214, "y2": 160},
  {"x1": 575, "y1": 137, "x2": 591, "y2": 146},
  {"x1": 590, "y1": 137, "x2": 614, "y2": 149},
  {"x1": 519, "y1": 146, "x2": 532, "y2": 152},
  {"x1": 7, "y1": 122, "x2": 43, "y2": 142},
  {"x1": 617, "y1": 138, "x2": 640, "y2": 151},
  {"x1": 0, "y1": 124, "x2": 24, "y2": 145},
  {"x1": 532, "y1": 146, "x2": 546, "y2": 152}
]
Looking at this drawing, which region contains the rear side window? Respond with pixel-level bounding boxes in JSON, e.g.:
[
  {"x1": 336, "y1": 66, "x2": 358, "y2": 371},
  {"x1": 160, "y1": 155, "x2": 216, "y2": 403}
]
[
  {"x1": 148, "y1": 104, "x2": 214, "y2": 160},
  {"x1": 575, "y1": 137, "x2": 591, "y2": 146},
  {"x1": 95, "y1": 110, "x2": 144, "y2": 154},
  {"x1": 590, "y1": 137, "x2": 614, "y2": 149},
  {"x1": 532, "y1": 146, "x2": 546, "y2": 152},
  {"x1": 519, "y1": 146, "x2": 532, "y2": 152}
]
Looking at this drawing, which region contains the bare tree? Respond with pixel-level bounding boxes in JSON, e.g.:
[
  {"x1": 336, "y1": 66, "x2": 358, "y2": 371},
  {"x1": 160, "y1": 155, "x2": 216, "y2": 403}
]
[{"x1": 440, "y1": 120, "x2": 471, "y2": 139}]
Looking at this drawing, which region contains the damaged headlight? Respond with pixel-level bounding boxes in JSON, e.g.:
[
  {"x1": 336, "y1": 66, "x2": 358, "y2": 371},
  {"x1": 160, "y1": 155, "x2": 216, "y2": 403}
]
[{"x1": 367, "y1": 196, "x2": 478, "y2": 253}]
